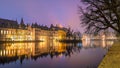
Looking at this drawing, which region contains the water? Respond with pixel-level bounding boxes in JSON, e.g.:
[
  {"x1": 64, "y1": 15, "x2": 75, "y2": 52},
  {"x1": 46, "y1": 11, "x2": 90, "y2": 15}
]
[{"x1": 0, "y1": 40, "x2": 114, "y2": 68}]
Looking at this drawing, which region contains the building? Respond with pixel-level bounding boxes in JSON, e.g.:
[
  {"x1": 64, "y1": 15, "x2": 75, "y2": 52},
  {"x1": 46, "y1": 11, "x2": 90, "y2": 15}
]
[
  {"x1": 82, "y1": 32, "x2": 117, "y2": 41},
  {"x1": 0, "y1": 18, "x2": 66, "y2": 42}
]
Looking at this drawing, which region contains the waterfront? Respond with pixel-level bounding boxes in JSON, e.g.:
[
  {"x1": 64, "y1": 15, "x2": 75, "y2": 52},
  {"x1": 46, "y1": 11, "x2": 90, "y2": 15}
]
[
  {"x1": 98, "y1": 41, "x2": 120, "y2": 68},
  {"x1": 0, "y1": 40, "x2": 114, "y2": 68}
]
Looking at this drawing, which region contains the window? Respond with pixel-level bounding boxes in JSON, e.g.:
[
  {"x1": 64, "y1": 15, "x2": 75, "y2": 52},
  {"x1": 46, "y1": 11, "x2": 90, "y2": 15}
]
[
  {"x1": 1, "y1": 30, "x2": 3, "y2": 34},
  {"x1": 7, "y1": 31, "x2": 8, "y2": 34},
  {"x1": 4, "y1": 30, "x2": 6, "y2": 34},
  {"x1": 9, "y1": 31, "x2": 11, "y2": 34}
]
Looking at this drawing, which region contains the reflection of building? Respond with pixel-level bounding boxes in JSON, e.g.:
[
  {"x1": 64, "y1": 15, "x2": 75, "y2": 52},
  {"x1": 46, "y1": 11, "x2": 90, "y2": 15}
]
[
  {"x1": 0, "y1": 41, "x2": 69, "y2": 64},
  {"x1": 82, "y1": 40, "x2": 114, "y2": 48},
  {"x1": 0, "y1": 41, "x2": 82, "y2": 64},
  {"x1": 0, "y1": 42, "x2": 66, "y2": 57},
  {"x1": 0, "y1": 18, "x2": 66, "y2": 41}
]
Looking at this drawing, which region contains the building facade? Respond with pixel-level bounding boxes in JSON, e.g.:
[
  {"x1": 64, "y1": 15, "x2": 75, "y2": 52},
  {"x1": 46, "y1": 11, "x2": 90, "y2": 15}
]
[{"x1": 0, "y1": 18, "x2": 66, "y2": 42}]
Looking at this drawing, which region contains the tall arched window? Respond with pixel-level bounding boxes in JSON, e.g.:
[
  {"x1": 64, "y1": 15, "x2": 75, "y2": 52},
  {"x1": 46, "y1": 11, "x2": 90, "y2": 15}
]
[
  {"x1": 7, "y1": 31, "x2": 8, "y2": 34},
  {"x1": 4, "y1": 30, "x2": 6, "y2": 35},
  {"x1": 1, "y1": 30, "x2": 3, "y2": 34}
]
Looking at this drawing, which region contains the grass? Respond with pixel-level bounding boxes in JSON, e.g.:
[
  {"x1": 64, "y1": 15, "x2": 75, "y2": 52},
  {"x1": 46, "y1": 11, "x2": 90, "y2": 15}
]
[{"x1": 98, "y1": 41, "x2": 120, "y2": 68}]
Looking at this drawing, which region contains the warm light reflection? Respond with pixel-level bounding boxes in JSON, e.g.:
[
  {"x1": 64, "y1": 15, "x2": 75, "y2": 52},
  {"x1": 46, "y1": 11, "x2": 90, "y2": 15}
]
[
  {"x1": 102, "y1": 35, "x2": 105, "y2": 41},
  {"x1": 102, "y1": 40, "x2": 106, "y2": 48},
  {"x1": 0, "y1": 41, "x2": 67, "y2": 57},
  {"x1": 82, "y1": 40, "x2": 114, "y2": 48}
]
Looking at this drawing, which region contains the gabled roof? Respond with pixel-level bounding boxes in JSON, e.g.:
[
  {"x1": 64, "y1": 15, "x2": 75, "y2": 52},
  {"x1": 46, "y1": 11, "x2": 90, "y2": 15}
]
[{"x1": 0, "y1": 18, "x2": 19, "y2": 29}]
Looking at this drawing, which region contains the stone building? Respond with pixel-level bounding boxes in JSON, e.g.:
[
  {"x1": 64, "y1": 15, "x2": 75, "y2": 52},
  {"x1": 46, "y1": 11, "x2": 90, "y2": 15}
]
[{"x1": 0, "y1": 18, "x2": 66, "y2": 41}]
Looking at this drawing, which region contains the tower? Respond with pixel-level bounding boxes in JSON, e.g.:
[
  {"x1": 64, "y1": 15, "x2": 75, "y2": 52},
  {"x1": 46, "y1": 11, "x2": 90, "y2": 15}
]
[{"x1": 20, "y1": 18, "x2": 26, "y2": 29}]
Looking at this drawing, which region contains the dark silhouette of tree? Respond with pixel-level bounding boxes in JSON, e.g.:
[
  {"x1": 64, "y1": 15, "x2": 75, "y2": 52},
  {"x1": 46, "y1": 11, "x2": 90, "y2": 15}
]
[
  {"x1": 73, "y1": 31, "x2": 82, "y2": 40},
  {"x1": 77, "y1": 31, "x2": 82, "y2": 39},
  {"x1": 79, "y1": 0, "x2": 120, "y2": 34},
  {"x1": 66, "y1": 27, "x2": 74, "y2": 39}
]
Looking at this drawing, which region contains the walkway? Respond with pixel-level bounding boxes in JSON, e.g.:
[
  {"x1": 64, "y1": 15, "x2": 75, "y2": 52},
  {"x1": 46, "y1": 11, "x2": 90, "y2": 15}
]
[{"x1": 98, "y1": 41, "x2": 120, "y2": 68}]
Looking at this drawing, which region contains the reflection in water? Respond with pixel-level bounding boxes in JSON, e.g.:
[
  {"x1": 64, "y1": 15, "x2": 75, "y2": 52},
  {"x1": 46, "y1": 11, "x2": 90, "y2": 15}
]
[
  {"x1": 0, "y1": 40, "x2": 114, "y2": 68},
  {"x1": 0, "y1": 41, "x2": 81, "y2": 65},
  {"x1": 82, "y1": 40, "x2": 114, "y2": 48}
]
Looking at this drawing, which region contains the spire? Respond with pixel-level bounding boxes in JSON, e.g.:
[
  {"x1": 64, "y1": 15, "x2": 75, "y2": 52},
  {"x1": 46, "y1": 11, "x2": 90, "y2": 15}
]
[
  {"x1": 20, "y1": 18, "x2": 26, "y2": 29},
  {"x1": 20, "y1": 18, "x2": 24, "y2": 24},
  {"x1": 50, "y1": 24, "x2": 54, "y2": 28}
]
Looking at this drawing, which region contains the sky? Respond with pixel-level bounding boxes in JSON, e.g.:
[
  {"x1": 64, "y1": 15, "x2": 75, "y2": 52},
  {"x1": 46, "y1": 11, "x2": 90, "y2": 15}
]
[{"x1": 0, "y1": 0, "x2": 84, "y2": 33}]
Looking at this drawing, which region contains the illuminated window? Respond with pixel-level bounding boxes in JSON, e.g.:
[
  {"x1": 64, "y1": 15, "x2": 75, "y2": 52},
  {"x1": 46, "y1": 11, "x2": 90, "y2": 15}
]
[
  {"x1": 0, "y1": 50, "x2": 2, "y2": 56},
  {"x1": 1, "y1": 30, "x2": 3, "y2": 34},
  {"x1": 9, "y1": 31, "x2": 11, "y2": 34},
  {"x1": 4, "y1": 30, "x2": 6, "y2": 34},
  {"x1": 7, "y1": 31, "x2": 8, "y2": 34}
]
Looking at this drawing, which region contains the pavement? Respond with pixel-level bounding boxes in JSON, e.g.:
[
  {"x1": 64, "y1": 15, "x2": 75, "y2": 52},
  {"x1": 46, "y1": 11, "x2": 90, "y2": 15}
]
[{"x1": 98, "y1": 41, "x2": 120, "y2": 68}]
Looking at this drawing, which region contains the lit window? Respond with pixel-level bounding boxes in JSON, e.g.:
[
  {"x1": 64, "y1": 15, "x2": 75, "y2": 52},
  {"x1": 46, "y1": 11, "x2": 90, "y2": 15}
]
[
  {"x1": 4, "y1": 30, "x2": 6, "y2": 34},
  {"x1": 1, "y1": 30, "x2": 3, "y2": 34},
  {"x1": 7, "y1": 31, "x2": 8, "y2": 34}
]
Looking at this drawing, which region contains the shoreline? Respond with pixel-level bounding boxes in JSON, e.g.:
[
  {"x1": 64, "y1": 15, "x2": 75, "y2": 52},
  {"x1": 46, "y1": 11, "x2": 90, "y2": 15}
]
[
  {"x1": 0, "y1": 40, "x2": 82, "y2": 43},
  {"x1": 98, "y1": 40, "x2": 120, "y2": 68}
]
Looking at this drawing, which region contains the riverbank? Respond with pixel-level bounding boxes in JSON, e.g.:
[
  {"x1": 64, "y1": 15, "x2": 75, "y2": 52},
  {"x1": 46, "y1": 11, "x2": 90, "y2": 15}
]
[{"x1": 98, "y1": 41, "x2": 120, "y2": 68}]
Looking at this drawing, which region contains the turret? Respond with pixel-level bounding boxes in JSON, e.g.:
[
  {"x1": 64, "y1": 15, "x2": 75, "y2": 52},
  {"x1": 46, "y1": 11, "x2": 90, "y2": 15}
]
[{"x1": 20, "y1": 18, "x2": 26, "y2": 29}]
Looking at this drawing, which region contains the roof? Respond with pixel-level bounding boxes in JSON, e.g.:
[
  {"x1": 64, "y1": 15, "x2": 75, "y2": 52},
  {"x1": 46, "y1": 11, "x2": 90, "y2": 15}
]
[{"x1": 0, "y1": 18, "x2": 19, "y2": 29}]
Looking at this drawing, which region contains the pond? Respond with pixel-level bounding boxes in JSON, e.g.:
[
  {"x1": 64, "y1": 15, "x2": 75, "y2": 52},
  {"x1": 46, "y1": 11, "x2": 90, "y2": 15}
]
[{"x1": 0, "y1": 40, "x2": 114, "y2": 68}]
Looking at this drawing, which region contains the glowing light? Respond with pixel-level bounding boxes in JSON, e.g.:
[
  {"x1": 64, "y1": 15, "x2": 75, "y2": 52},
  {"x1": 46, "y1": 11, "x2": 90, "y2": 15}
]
[
  {"x1": 102, "y1": 40, "x2": 106, "y2": 48},
  {"x1": 0, "y1": 51, "x2": 2, "y2": 56},
  {"x1": 102, "y1": 35, "x2": 105, "y2": 41},
  {"x1": 4, "y1": 50, "x2": 5, "y2": 55}
]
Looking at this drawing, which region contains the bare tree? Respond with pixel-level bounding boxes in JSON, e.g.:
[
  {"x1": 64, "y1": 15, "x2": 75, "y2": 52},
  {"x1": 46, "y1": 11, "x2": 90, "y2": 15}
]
[{"x1": 79, "y1": 0, "x2": 120, "y2": 34}]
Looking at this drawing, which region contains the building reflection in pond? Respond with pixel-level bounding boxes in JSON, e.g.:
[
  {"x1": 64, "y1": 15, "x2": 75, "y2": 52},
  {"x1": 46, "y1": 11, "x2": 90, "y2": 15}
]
[
  {"x1": 82, "y1": 40, "x2": 114, "y2": 48},
  {"x1": 0, "y1": 41, "x2": 81, "y2": 64},
  {"x1": 0, "y1": 40, "x2": 113, "y2": 65}
]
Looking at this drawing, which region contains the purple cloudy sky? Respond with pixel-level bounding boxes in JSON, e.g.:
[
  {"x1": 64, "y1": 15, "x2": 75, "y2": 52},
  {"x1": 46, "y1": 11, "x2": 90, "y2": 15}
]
[{"x1": 0, "y1": 0, "x2": 84, "y2": 32}]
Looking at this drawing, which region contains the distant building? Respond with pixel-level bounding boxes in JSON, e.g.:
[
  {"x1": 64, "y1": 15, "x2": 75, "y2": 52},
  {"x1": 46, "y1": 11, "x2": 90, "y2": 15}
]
[{"x1": 82, "y1": 32, "x2": 117, "y2": 41}]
